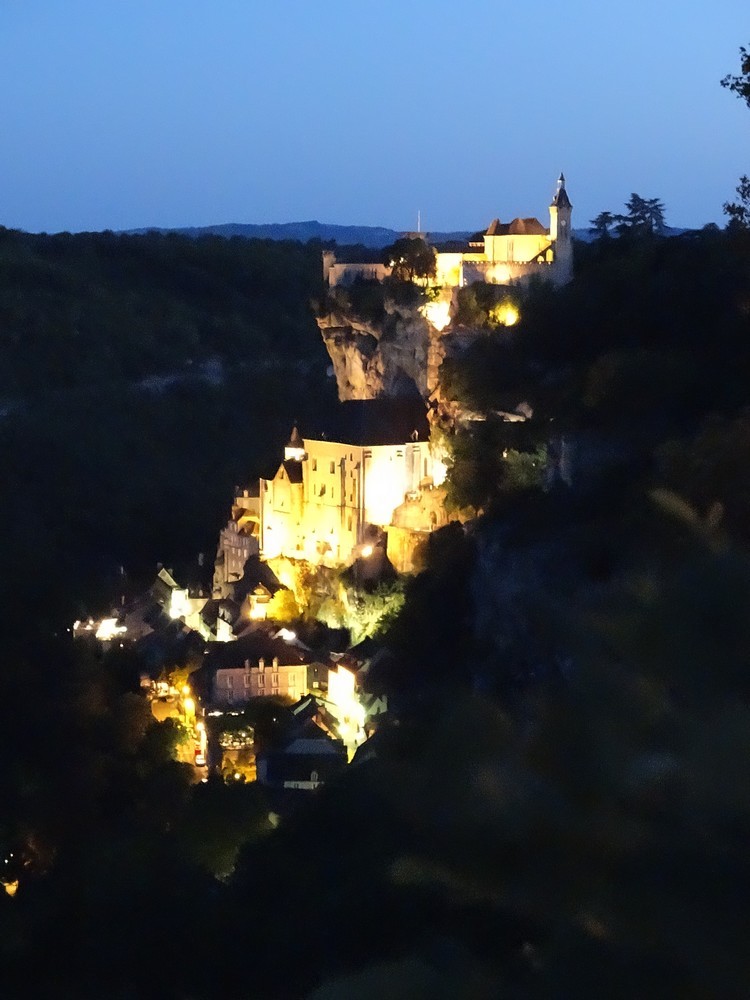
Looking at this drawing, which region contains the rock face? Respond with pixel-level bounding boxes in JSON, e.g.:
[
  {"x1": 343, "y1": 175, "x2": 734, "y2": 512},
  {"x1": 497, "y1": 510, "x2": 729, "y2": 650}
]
[{"x1": 316, "y1": 300, "x2": 444, "y2": 402}]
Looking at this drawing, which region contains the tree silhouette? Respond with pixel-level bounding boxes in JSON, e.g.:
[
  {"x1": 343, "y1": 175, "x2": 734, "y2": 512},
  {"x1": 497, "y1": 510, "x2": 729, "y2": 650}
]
[
  {"x1": 721, "y1": 45, "x2": 750, "y2": 226},
  {"x1": 382, "y1": 237, "x2": 436, "y2": 283},
  {"x1": 589, "y1": 211, "x2": 617, "y2": 238}
]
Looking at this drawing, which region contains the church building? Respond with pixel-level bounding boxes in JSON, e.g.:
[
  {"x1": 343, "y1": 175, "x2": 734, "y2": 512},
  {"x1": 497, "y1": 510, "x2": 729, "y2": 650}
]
[
  {"x1": 259, "y1": 401, "x2": 443, "y2": 568},
  {"x1": 435, "y1": 174, "x2": 573, "y2": 287}
]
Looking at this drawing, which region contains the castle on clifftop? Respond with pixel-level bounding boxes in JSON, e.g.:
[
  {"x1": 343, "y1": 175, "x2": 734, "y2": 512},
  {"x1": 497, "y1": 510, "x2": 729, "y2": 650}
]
[{"x1": 324, "y1": 175, "x2": 573, "y2": 289}]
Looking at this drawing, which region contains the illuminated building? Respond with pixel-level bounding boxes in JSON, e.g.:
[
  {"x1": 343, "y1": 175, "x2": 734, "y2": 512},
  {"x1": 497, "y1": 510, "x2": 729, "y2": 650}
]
[
  {"x1": 324, "y1": 175, "x2": 573, "y2": 290},
  {"x1": 259, "y1": 400, "x2": 445, "y2": 569},
  {"x1": 212, "y1": 488, "x2": 260, "y2": 598},
  {"x1": 214, "y1": 657, "x2": 310, "y2": 706},
  {"x1": 206, "y1": 632, "x2": 313, "y2": 705}
]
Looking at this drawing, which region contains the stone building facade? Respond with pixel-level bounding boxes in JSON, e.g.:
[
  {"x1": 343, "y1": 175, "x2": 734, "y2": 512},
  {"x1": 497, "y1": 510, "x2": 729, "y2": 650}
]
[{"x1": 259, "y1": 404, "x2": 444, "y2": 569}]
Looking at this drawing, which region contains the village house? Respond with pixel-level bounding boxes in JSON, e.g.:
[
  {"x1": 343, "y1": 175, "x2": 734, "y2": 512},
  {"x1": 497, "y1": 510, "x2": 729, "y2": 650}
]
[
  {"x1": 206, "y1": 632, "x2": 313, "y2": 707},
  {"x1": 256, "y1": 718, "x2": 348, "y2": 791}
]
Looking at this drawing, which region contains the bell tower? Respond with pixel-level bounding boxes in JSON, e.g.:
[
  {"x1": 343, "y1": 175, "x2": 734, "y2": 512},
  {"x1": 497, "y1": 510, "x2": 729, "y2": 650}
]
[
  {"x1": 284, "y1": 424, "x2": 307, "y2": 463},
  {"x1": 549, "y1": 173, "x2": 573, "y2": 283}
]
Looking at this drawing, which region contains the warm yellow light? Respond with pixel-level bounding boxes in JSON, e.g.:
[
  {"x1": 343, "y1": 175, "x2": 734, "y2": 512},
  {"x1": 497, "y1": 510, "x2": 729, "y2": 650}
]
[
  {"x1": 490, "y1": 302, "x2": 520, "y2": 327},
  {"x1": 169, "y1": 588, "x2": 189, "y2": 619},
  {"x1": 94, "y1": 618, "x2": 127, "y2": 641},
  {"x1": 360, "y1": 544, "x2": 373, "y2": 558},
  {"x1": 431, "y1": 457, "x2": 448, "y2": 487},
  {"x1": 183, "y1": 697, "x2": 196, "y2": 715},
  {"x1": 362, "y1": 451, "x2": 407, "y2": 525},
  {"x1": 419, "y1": 299, "x2": 451, "y2": 332},
  {"x1": 182, "y1": 685, "x2": 191, "y2": 696},
  {"x1": 2, "y1": 879, "x2": 18, "y2": 897}
]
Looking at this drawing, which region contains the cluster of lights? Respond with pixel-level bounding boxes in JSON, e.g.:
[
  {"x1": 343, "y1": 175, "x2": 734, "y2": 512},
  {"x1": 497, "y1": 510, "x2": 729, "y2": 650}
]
[{"x1": 419, "y1": 299, "x2": 451, "y2": 332}]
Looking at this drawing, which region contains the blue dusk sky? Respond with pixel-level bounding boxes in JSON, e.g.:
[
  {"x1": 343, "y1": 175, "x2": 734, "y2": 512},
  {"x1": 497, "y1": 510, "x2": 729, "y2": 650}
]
[{"x1": 1, "y1": 0, "x2": 748, "y2": 233}]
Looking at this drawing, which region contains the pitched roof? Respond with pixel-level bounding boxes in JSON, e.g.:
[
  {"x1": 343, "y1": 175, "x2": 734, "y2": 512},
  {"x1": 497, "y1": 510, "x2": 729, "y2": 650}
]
[
  {"x1": 206, "y1": 631, "x2": 310, "y2": 670},
  {"x1": 233, "y1": 555, "x2": 283, "y2": 604},
  {"x1": 288, "y1": 424, "x2": 303, "y2": 448},
  {"x1": 283, "y1": 736, "x2": 342, "y2": 755},
  {"x1": 486, "y1": 217, "x2": 548, "y2": 237},
  {"x1": 200, "y1": 598, "x2": 241, "y2": 629},
  {"x1": 552, "y1": 175, "x2": 572, "y2": 209},
  {"x1": 306, "y1": 398, "x2": 430, "y2": 447}
]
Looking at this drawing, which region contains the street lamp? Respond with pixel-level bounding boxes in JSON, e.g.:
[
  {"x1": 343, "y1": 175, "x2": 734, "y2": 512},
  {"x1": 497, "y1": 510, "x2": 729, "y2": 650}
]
[{"x1": 182, "y1": 684, "x2": 196, "y2": 730}]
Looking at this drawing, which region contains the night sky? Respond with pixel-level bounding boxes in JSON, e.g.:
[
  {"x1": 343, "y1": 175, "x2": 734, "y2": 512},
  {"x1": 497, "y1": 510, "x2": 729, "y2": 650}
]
[{"x1": 1, "y1": 0, "x2": 748, "y2": 233}]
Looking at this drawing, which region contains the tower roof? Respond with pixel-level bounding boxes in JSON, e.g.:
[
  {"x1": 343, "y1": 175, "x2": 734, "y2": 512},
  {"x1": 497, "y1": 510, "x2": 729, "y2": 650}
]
[
  {"x1": 551, "y1": 174, "x2": 572, "y2": 209},
  {"x1": 288, "y1": 424, "x2": 303, "y2": 449}
]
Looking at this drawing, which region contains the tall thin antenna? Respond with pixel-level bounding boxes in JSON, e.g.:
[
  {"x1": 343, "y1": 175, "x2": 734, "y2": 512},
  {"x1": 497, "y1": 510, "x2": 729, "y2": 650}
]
[{"x1": 417, "y1": 209, "x2": 421, "y2": 234}]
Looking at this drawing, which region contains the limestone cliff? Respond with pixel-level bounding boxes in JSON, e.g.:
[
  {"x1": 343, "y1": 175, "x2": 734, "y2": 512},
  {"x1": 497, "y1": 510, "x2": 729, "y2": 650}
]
[{"x1": 316, "y1": 294, "x2": 446, "y2": 402}]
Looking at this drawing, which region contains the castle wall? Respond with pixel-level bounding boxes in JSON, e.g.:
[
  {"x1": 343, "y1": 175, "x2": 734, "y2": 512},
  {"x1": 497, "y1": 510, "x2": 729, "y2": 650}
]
[
  {"x1": 435, "y1": 252, "x2": 464, "y2": 286},
  {"x1": 328, "y1": 263, "x2": 392, "y2": 287},
  {"x1": 461, "y1": 259, "x2": 556, "y2": 286}
]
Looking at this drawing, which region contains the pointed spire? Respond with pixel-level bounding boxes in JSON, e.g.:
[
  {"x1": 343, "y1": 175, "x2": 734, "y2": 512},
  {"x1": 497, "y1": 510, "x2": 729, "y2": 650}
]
[
  {"x1": 284, "y1": 423, "x2": 306, "y2": 463},
  {"x1": 552, "y1": 173, "x2": 572, "y2": 209}
]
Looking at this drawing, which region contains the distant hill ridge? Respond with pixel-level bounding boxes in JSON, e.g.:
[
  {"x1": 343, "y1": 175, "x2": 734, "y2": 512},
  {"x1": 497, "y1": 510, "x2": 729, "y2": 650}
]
[
  {"x1": 124, "y1": 220, "x2": 473, "y2": 249},
  {"x1": 123, "y1": 219, "x2": 688, "y2": 248}
]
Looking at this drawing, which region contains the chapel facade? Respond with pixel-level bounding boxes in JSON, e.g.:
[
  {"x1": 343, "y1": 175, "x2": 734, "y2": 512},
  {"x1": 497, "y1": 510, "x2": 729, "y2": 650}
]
[{"x1": 259, "y1": 409, "x2": 444, "y2": 569}]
